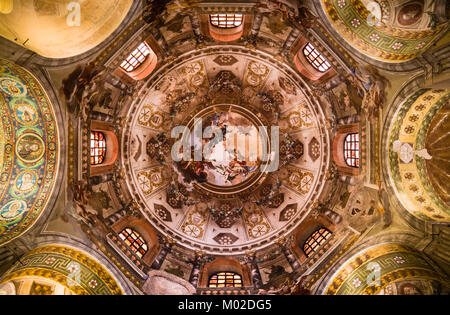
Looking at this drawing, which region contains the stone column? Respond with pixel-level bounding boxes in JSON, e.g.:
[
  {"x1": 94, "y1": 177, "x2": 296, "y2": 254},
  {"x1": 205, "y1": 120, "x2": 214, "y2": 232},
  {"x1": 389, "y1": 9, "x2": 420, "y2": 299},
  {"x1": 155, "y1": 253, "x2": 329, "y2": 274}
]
[
  {"x1": 89, "y1": 173, "x2": 113, "y2": 186},
  {"x1": 188, "y1": 11, "x2": 202, "y2": 40},
  {"x1": 247, "y1": 254, "x2": 263, "y2": 289},
  {"x1": 281, "y1": 244, "x2": 301, "y2": 272},
  {"x1": 90, "y1": 111, "x2": 114, "y2": 123},
  {"x1": 281, "y1": 28, "x2": 301, "y2": 57},
  {"x1": 188, "y1": 254, "x2": 203, "y2": 288},
  {"x1": 150, "y1": 237, "x2": 173, "y2": 270}
]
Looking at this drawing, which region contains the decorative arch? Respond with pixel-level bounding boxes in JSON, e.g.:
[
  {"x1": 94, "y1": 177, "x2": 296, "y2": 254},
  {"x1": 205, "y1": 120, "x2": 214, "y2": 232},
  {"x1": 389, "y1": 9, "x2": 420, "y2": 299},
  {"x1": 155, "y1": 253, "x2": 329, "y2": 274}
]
[
  {"x1": 0, "y1": 244, "x2": 125, "y2": 295},
  {"x1": 386, "y1": 88, "x2": 450, "y2": 222},
  {"x1": 0, "y1": 59, "x2": 60, "y2": 246},
  {"x1": 317, "y1": 0, "x2": 449, "y2": 63},
  {"x1": 319, "y1": 243, "x2": 447, "y2": 295}
]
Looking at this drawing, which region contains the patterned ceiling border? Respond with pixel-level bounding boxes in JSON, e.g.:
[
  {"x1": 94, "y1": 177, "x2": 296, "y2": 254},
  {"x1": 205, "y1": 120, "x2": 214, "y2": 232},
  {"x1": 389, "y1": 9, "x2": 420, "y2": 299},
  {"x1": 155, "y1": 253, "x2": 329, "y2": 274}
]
[
  {"x1": 0, "y1": 245, "x2": 124, "y2": 295},
  {"x1": 320, "y1": 0, "x2": 448, "y2": 62},
  {"x1": 0, "y1": 59, "x2": 59, "y2": 245},
  {"x1": 323, "y1": 243, "x2": 446, "y2": 295}
]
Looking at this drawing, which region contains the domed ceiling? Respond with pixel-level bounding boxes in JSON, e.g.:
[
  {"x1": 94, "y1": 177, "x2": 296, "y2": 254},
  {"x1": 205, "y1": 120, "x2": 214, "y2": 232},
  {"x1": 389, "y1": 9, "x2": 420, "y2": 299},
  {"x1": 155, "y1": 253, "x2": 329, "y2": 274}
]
[
  {"x1": 0, "y1": 59, "x2": 59, "y2": 245},
  {"x1": 123, "y1": 47, "x2": 330, "y2": 254},
  {"x1": 0, "y1": 0, "x2": 134, "y2": 58}
]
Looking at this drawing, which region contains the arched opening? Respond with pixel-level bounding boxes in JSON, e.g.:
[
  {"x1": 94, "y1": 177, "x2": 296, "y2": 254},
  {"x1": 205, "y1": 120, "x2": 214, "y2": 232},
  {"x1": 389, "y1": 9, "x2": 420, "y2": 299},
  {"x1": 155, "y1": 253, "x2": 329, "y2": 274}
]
[
  {"x1": 209, "y1": 14, "x2": 245, "y2": 42},
  {"x1": 208, "y1": 272, "x2": 243, "y2": 288},
  {"x1": 110, "y1": 216, "x2": 160, "y2": 266},
  {"x1": 344, "y1": 133, "x2": 360, "y2": 168},
  {"x1": 89, "y1": 121, "x2": 119, "y2": 176},
  {"x1": 332, "y1": 124, "x2": 360, "y2": 176},
  {"x1": 118, "y1": 227, "x2": 148, "y2": 259},
  {"x1": 119, "y1": 41, "x2": 158, "y2": 81},
  {"x1": 303, "y1": 42, "x2": 331, "y2": 73},
  {"x1": 90, "y1": 131, "x2": 107, "y2": 166},
  {"x1": 200, "y1": 258, "x2": 251, "y2": 288},
  {"x1": 303, "y1": 228, "x2": 332, "y2": 258},
  {"x1": 292, "y1": 217, "x2": 337, "y2": 263},
  {"x1": 210, "y1": 14, "x2": 243, "y2": 28},
  {"x1": 291, "y1": 38, "x2": 337, "y2": 82}
]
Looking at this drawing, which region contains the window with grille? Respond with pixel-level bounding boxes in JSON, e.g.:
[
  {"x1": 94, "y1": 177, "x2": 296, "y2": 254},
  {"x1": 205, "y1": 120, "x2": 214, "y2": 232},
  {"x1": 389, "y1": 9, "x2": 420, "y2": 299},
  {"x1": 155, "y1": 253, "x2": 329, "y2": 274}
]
[
  {"x1": 303, "y1": 42, "x2": 331, "y2": 72},
  {"x1": 118, "y1": 228, "x2": 148, "y2": 258},
  {"x1": 344, "y1": 133, "x2": 359, "y2": 168},
  {"x1": 90, "y1": 131, "x2": 106, "y2": 165},
  {"x1": 208, "y1": 272, "x2": 242, "y2": 288},
  {"x1": 210, "y1": 14, "x2": 243, "y2": 29},
  {"x1": 120, "y1": 42, "x2": 152, "y2": 72},
  {"x1": 303, "y1": 228, "x2": 332, "y2": 257}
]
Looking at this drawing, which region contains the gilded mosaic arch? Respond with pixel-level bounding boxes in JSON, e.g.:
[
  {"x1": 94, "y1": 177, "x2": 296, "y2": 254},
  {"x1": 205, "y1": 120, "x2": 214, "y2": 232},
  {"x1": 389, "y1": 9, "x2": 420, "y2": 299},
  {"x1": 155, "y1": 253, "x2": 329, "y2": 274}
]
[
  {"x1": 0, "y1": 245, "x2": 125, "y2": 295},
  {"x1": 387, "y1": 89, "x2": 450, "y2": 222},
  {"x1": 0, "y1": 59, "x2": 59, "y2": 245},
  {"x1": 320, "y1": 0, "x2": 448, "y2": 62},
  {"x1": 323, "y1": 243, "x2": 446, "y2": 295}
]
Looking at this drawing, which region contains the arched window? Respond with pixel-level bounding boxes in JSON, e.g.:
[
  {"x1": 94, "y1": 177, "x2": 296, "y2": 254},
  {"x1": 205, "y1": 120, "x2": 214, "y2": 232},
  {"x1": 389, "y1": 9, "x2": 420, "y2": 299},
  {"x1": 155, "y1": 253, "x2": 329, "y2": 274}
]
[
  {"x1": 303, "y1": 42, "x2": 331, "y2": 73},
  {"x1": 344, "y1": 133, "x2": 359, "y2": 168},
  {"x1": 120, "y1": 42, "x2": 152, "y2": 73},
  {"x1": 208, "y1": 272, "x2": 242, "y2": 288},
  {"x1": 90, "y1": 131, "x2": 106, "y2": 165},
  {"x1": 303, "y1": 228, "x2": 332, "y2": 257},
  {"x1": 118, "y1": 228, "x2": 148, "y2": 258},
  {"x1": 210, "y1": 14, "x2": 243, "y2": 29}
]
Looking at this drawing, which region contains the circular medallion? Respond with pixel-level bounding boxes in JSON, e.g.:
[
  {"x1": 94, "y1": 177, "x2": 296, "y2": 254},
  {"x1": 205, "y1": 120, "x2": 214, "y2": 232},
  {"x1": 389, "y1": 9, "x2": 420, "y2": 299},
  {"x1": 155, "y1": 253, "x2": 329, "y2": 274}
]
[
  {"x1": 0, "y1": 200, "x2": 27, "y2": 222},
  {"x1": 190, "y1": 74, "x2": 205, "y2": 87},
  {"x1": 174, "y1": 105, "x2": 268, "y2": 196},
  {"x1": 150, "y1": 112, "x2": 164, "y2": 128},
  {"x1": 15, "y1": 133, "x2": 46, "y2": 163},
  {"x1": 0, "y1": 77, "x2": 27, "y2": 97},
  {"x1": 15, "y1": 170, "x2": 38, "y2": 193},
  {"x1": 12, "y1": 98, "x2": 38, "y2": 126},
  {"x1": 182, "y1": 224, "x2": 201, "y2": 238},
  {"x1": 247, "y1": 74, "x2": 261, "y2": 87},
  {"x1": 398, "y1": 3, "x2": 423, "y2": 26}
]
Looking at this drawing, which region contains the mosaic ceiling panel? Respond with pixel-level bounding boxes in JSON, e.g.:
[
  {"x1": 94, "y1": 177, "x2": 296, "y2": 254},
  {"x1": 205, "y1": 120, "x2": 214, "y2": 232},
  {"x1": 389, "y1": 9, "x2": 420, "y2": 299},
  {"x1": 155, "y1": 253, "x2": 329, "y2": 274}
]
[
  {"x1": 320, "y1": 0, "x2": 448, "y2": 62},
  {"x1": 323, "y1": 243, "x2": 444, "y2": 295},
  {"x1": 0, "y1": 245, "x2": 124, "y2": 295},
  {"x1": 388, "y1": 88, "x2": 450, "y2": 222},
  {"x1": 0, "y1": 59, "x2": 59, "y2": 245}
]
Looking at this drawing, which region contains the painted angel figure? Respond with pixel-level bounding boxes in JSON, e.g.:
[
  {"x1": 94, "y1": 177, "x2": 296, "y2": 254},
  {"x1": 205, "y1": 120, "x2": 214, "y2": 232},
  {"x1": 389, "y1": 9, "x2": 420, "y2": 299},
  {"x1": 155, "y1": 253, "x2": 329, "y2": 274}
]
[
  {"x1": 67, "y1": 181, "x2": 98, "y2": 227},
  {"x1": 353, "y1": 64, "x2": 389, "y2": 119}
]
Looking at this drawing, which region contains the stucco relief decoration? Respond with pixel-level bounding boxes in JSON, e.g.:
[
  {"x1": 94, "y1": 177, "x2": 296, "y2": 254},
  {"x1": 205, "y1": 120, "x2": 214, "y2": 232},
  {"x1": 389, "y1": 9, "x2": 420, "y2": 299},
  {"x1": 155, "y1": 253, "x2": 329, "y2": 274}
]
[{"x1": 123, "y1": 48, "x2": 328, "y2": 254}]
